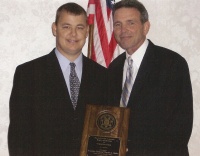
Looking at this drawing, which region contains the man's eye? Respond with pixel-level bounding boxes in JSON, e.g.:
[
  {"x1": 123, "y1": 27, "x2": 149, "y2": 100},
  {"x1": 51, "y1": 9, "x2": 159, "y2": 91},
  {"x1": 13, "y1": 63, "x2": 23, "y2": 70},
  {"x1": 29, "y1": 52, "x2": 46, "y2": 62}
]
[
  {"x1": 128, "y1": 21, "x2": 134, "y2": 26},
  {"x1": 63, "y1": 26, "x2": 70, "y2": 29},
  {"x1": 77, "y1": 26, "x2": 84, "y2": 30},
  {"x1": 114, "y1": 23, "x2": 121, "y2": 27}
]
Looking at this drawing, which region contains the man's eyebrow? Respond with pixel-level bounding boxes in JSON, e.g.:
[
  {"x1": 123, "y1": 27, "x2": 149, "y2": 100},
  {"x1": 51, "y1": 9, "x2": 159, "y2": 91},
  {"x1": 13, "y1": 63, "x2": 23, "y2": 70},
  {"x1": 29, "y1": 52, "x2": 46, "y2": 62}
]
[
  {"x1": 114, "y1": 21, "x2": 121, "y2": 24},
  {"x1": 77, "y1": 24, "x2": 85, "y2": 26},
  {"x1": 61, "y1": 23, "x2": 70, "y2": 25}
]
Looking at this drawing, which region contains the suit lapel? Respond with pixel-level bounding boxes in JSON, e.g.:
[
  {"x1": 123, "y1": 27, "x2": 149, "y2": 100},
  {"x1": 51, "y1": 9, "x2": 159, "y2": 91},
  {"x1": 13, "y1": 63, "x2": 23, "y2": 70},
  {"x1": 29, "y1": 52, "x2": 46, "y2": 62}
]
[
  {"x1": 75, "y1": 55, "x2": 90, "y2": 110},
  {"x1": 108, "y1": 53, "x2": 126, "y2": 106},
  {"x1": 46, "y1": 50, "x2": 73, "y2": 109},
  {"x1": 115, "y1": 53, "x2": 126, "y2": 103},
  {"x1": 45, "y1": 52, "x2": 94, "y2": 111},
  {"x1": 128, "y1": 41, "x2": 158, "y2": 107}
]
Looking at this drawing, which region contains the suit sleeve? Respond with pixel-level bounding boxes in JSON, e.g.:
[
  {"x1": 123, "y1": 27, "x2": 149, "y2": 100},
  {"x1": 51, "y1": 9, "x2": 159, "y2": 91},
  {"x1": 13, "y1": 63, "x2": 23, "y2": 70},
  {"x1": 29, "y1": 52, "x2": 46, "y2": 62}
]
[
  {"x1": 166, "y1": 57, "x2": 193, "y2": 154},
  {"x1": 8, "y1": 66, "x2": 34, "y2": 156}
]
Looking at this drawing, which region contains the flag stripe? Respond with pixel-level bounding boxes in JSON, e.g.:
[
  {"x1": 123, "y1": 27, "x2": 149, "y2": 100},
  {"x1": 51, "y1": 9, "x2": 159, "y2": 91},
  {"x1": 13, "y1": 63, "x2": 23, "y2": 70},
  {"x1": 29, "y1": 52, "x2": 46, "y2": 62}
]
[
  {"x1": 87, "y1": 0, "x2": 120, "y2": 67},
  {"x1": 96, "y1": 0, "x2": 110, "y2": 67}
]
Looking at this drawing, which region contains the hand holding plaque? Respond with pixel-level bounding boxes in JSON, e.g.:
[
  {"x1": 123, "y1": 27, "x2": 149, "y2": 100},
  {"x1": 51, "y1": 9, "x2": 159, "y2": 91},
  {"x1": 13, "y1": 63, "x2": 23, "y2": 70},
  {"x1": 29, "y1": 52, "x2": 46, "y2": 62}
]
[{"x1": 80, "y1": 104, "x2": 130, "y2": 156}]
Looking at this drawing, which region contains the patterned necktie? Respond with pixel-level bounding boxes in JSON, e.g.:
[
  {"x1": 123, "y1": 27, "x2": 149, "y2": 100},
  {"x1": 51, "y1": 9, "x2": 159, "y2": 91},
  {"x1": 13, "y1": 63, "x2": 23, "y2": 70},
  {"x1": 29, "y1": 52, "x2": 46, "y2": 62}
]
[
  {"x1": 69, "y1": 62, "x2": 80, "y2": 110},
  {"x1": 121, "y1": 57, "x2": 133, "y2": 107}
]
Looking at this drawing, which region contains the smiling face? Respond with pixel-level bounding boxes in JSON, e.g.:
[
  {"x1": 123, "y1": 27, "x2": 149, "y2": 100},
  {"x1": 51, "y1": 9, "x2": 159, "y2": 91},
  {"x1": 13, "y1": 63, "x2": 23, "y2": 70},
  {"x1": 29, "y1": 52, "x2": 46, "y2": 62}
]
[
  {"x1": 113, "y1": 7, "x2": 150, "y2": 55},
  {"x1": 52, "y1": 11, "x2": 89, "y2": 61}
]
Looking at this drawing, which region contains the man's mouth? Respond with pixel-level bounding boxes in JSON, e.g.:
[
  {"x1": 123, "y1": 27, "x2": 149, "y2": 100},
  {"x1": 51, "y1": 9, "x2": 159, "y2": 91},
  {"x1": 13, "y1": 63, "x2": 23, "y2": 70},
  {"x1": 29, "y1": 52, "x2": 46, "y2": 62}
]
[{"x1": 68, "y1": 39, "x2": 77, "y2": 43}]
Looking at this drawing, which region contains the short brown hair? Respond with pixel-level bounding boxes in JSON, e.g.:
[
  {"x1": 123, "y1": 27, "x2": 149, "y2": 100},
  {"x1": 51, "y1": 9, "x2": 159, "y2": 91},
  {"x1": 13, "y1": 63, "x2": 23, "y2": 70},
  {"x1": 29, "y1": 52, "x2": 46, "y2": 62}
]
[{"x1": 55, "y1": 3, "x2": 87, "y2": 25}]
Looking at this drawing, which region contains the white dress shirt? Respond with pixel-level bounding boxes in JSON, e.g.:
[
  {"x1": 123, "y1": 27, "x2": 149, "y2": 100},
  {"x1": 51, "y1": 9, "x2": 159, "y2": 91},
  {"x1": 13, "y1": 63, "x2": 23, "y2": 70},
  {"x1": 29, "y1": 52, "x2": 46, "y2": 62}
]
[{"x1": 122, "y1": 39, "x2": 149, "y2": 89}]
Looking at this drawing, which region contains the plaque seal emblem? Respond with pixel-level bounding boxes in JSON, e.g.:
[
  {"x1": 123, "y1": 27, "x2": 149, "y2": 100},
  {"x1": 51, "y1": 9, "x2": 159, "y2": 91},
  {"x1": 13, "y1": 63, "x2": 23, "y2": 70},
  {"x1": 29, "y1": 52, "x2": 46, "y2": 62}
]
[{"x1": 96, "y1": 112, "x2": 116, "y2": 131}]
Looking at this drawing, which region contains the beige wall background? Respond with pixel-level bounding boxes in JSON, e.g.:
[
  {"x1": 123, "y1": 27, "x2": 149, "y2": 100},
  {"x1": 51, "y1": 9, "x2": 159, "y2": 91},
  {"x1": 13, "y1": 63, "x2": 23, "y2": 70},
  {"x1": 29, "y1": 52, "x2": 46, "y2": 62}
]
[{"x1": 0, "y1": 0, "x2": 199, "y2": 155}]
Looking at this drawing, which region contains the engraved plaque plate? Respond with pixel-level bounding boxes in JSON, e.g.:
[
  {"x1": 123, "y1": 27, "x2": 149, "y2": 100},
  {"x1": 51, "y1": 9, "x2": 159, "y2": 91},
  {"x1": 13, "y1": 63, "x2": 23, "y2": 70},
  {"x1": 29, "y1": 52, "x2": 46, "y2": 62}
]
[
  {"x1": 87, "y1": 136, "x2": 120, "y2": 155},
  {"x1": 80, "y1": 104, "x2": 130, "y2": 156}
]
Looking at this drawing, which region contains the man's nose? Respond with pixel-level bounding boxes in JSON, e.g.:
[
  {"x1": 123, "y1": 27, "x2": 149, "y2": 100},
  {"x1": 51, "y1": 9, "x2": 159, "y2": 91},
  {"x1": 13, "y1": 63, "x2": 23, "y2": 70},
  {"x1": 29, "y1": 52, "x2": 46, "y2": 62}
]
[
  {"x1": 71, "y1": 28, "x2": 77, "y2": 36},
  {"x1": 121, "y1": 24, "x2": 128, "y2": 33}
]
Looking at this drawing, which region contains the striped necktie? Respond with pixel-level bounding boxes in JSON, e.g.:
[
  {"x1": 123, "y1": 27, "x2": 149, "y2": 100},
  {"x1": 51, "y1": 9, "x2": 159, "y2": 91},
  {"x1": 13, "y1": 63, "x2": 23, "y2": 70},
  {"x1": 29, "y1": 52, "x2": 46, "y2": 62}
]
[
  {"x1": 69, "y1": 62, "x2": 80, "y2": 110},
  {"x1": 121, "y1": 57, "x2": 133, "y2": 107}
]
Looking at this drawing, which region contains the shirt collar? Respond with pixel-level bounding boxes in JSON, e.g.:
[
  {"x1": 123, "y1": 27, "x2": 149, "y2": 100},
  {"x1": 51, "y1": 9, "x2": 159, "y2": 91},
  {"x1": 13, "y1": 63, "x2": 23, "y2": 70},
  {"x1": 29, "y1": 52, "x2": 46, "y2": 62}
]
[
  {"x1": 55, "y1": 48, "x2": 83, "y2": 73},
  {"x1": 126, "y1": 39, "x2": 149, "y2": 68}
]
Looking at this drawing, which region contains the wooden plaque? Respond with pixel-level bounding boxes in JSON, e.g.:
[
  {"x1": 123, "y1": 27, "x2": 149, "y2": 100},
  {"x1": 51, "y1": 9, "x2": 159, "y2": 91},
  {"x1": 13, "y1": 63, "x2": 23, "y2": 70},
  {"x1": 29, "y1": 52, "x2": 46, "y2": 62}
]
[{"x1": 80, "y1": 104, "x2": 130, "y2": 156}]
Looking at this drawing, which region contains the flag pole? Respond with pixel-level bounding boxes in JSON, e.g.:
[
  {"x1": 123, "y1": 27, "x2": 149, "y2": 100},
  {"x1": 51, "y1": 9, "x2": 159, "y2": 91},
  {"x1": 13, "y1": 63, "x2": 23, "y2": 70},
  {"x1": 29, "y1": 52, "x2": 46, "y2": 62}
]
[{"x1": 87, "y1": 24, "x2": 94, "y2": 59}]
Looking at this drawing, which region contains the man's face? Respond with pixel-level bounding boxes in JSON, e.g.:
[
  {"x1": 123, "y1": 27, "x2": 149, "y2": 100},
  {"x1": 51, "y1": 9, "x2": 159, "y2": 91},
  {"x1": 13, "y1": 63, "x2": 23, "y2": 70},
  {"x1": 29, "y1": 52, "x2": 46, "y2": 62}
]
[
  {"x1": 113, "y1": 7, "x2": 150, "y2": 55},
  {"x1": 52, "y1": 11, "x2": 89, "y2": 60}
]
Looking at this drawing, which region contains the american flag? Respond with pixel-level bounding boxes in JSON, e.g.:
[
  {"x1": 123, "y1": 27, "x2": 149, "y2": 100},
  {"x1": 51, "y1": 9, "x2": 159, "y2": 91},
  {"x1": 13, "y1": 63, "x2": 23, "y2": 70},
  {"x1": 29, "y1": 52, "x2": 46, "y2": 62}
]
[{"x1": 87, "y1": 0, "x2": 120, "y2": 68}]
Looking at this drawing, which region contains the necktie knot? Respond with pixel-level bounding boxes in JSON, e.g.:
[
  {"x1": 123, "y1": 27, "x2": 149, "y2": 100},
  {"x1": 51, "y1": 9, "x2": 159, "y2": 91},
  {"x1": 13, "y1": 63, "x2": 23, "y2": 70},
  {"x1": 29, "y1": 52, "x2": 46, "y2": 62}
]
[
  {"x1": 70, "y1": 62, "x2": 76, "y2": 70},
  {"x1": 70, "y1": 63, "x2": 77, "y2": 77},
  {"x1": 127, "y1": 57, "x2": 133, "y2": 67}
]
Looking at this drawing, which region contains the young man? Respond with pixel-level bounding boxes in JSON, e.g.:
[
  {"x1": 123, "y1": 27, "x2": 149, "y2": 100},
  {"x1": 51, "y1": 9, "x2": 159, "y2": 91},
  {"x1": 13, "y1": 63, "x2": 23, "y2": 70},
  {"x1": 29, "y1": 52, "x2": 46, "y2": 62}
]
[
  {"x1": 8, "y1": 3, "x2": 107, "y2": 156},
  {"x1": 108, "y1": 0, "x2": 193, "y2": 155}
]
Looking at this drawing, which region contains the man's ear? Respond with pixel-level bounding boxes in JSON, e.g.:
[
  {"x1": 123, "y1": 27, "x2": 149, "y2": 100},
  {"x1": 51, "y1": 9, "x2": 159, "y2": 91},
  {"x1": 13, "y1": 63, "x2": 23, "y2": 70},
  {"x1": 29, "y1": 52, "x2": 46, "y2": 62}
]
[
  {"x1": 52, "y1": 22, "x2": 57, "y2": 37},
  {"x1": 143, "y1": 21, "x2": 150, "y2": 35},
  {"x1": 86, "y1": 25, "x2": 89, "y2": 38}
]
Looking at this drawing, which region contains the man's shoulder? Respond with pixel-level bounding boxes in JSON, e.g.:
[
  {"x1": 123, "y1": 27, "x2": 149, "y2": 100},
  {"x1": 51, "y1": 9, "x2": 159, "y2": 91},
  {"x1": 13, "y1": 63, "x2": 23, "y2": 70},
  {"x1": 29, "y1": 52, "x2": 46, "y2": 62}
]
[
  {"x1": 17, "y1": 50, "x2": 55, "y2": 70},
  {"x1": 149, "y1": 40, "x2": 185, "y2": 61},
  {"x1": 108, "y1": 52, "x2": 126, "y2": 69},
  {"x1": 145, "y1": 41, "x2": 189, "y2": 74},
  {"x1": 83, "y1": 55, "x2": 107, "y2": 71}
]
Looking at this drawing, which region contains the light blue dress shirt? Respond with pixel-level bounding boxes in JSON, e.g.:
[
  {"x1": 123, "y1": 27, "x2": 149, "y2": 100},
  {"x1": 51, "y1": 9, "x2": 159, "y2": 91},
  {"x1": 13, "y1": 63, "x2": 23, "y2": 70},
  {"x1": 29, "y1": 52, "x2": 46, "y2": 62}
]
[{"x1": 55, "y1": 48, "x2": 83, "y2": 96}]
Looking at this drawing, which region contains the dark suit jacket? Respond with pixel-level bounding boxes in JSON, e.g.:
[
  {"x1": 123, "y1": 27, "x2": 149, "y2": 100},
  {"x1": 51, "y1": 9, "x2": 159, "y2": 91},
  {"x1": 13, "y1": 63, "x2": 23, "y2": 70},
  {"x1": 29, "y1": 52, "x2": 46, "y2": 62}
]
[
  {"x1": 8, "y1": 49, "x2": 108, "y2": 156},
  {"x1": 108, "y1": 40, "x2": 193, "y2": 156}
]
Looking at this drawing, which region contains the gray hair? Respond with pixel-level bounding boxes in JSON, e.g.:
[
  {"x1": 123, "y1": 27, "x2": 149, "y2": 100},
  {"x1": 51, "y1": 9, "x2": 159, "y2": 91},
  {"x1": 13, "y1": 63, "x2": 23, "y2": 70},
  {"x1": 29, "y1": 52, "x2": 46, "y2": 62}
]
[{"x1": 113, "y1": 0, "x2": 149, "y2": 24}]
